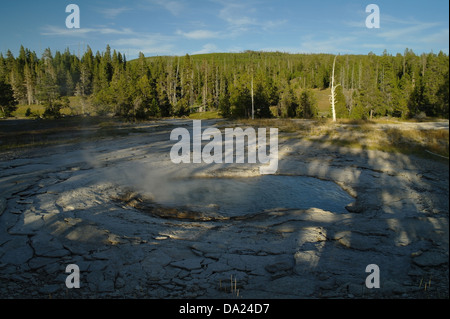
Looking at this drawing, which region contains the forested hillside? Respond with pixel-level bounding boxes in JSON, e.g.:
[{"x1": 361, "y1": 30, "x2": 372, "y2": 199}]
[{"x1": 0, "y1": 45, "x2": 448, "y2": 119}]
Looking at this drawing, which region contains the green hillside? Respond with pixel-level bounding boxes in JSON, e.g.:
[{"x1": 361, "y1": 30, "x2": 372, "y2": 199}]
[{"x1": 1, "y1": 47, "x2": 448, "y2": 120}]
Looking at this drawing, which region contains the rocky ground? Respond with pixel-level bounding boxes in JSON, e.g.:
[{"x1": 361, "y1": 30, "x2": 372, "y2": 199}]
[{"x1": 0, "y1": 119, "x2": 448, "y2": 299}]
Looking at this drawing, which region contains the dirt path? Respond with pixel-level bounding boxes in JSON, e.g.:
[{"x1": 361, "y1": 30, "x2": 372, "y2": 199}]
[{"x1": 0, "y1": 119, "x2": 448, "y2": 298}]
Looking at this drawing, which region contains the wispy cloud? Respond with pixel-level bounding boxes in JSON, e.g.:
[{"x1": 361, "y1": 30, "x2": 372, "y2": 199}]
[
  {"x1": 217, "y1": 1, "x2": 287, "y2": 35},
  {"x1": 176, "y1": 29, "x2": 221, "y2": 40},
  {"x1": 41, "y1": 25, "x2": 135, "y2": 37},
  {"x1": 101, "y1": 7, "x2": 132, "y2": 19},
  {"x1": 41, "y1": 25, "x2": 93, "y2": 38},
  {"x1": 297, "y1": 34, "x2": 359, "y2": 54},
  {"x1": 147, "y1": 0, "x2": 184, "y2": 16},
  {"x1": 192, "y1": 43, "x2": 218, "y2": 55},
  {"x1": 110, "y1": 33, "x2": 177, "y2": 56},
  {"x1": 219, "y1": 3, "x2": 257, "y2": 27},
  {"x1": 377, "y1": 22, "x2": 441, "y2": 40}
]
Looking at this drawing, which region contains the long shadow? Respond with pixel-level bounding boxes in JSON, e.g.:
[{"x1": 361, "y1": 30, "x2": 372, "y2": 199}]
[
  {"x1": 1, "y1": 118, "x2": 448, "y2": 298},
  {"x1": 274, "y1": 124, "x2": 449, "y2": 298}
]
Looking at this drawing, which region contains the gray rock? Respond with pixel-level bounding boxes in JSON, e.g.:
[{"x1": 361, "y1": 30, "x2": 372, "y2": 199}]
[
  {"x1": 28, "y1": 256, "x2": 59, "y2": 270},
  {"x1": 39, "y1": 284, "x2": 60, "y2": 295},
  {"x1": 294, "y1": 250, "x2": 320, "y2": 274},
  {"x1": 345, "y1": 201, "x2": 363, "y2": 213},
  {"x1": 97, "y1": 279, "x2": 115, "y2": 293},
  {"x1": 141, "y1": 250, "x2": 172, "y2": 268},
  {"x1": 319, "y1": 277, "x2": 336, "y2": 290},
  {"x1": 347, "y1": 283, "x2": 364, "y2": 297},
  {"x1": 87, "y1": 270, "x2": 111, "y2": 292},
  {"x1": 0, "y1": 198, "x2": 6, "y2": 216},
  {"x1": 146, "y1": 267, "x2": 166, "y2": 282},
  {"x1": 171, "y1": 257, "x2": 203, "y2": 271},
  {"x1": 205, "y1": 261, "x2": 232, "y2": 274},
  {"x1": 31, "y1": 233, "x2": 70, "y2": 257},
  {"x1": 0, "y1": 236, "x2": 33, "y2": 265},
  {"x1": 382, "y1": 281, "x2": 407, "y2": 295},
  {"x1": 265, "y1": 255, "x2": 294, "y2": 274},
  {"x1": 0, "y1": 231, "x2": 12, "y2": 246},
  {"x1": 413, "y1": 250, "x2": 448, "y2": 267},
  {"x1": 334, "y1": 231, "x2": 380, "y2": 251}
]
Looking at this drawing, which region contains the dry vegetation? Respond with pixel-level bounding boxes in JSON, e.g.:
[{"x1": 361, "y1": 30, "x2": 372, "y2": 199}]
[
  {"x1": 1, "y1": 116, "x2": 448, "y2": 162},
  {"x1": 228, "y1": 118, "x2": 449, "y2": 161}
]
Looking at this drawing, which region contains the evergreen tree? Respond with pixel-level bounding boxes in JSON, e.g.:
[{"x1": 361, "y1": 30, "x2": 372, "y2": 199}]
[
  {"x1": 298, "y1": 90, "x2": 318, "y2": 119},
  {"x1": 334, "y1": 85, "x2": 348, "y2": 119},
  {"x1": 279, "y1": 85, "x2": 298, "y2": 118},
  {"x1": 0, "y1": 80, "x2": 18, "y2": 116}
]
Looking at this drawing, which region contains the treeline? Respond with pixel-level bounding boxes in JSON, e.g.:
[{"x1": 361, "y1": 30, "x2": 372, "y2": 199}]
[{"x1": 0, "y1": 45, "x2": 448, "y2": 119}]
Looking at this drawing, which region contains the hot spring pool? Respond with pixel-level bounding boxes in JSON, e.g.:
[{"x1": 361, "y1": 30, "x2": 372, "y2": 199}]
[{"x1": 145, "y1": 175, "x2": 354, "y2": 217}]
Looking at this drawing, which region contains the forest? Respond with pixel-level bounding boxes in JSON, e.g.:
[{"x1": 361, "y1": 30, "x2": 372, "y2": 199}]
[{"x1": 0, "y1": 45, "x2": 448, "y2": 120}]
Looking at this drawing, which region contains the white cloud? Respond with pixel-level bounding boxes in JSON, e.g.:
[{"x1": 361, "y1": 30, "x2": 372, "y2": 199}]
[
  {"x1": 217, "y1": 1, "x2": 287, "y2": 36},
  {"x1": 377, "y1": 22, "x2": 441, "y2": 40},
  {"x1": 41, "y1": 25, "x2": 93, "y2": 37},
  {"x1": 101, "y1": 7, "x2": 132, "y2": 19},
  {"x1": 110, "y1": 33, "x2": 177, "y2": 57},
  {"x1": 297, "y1": 35, "x2": 359, "y2": 54},
  {"x1": 41, "y1": 25, "x2": 135, "y2": 37},
  {"x1": 192, "y1": 43, "x2": 218, "y2": 55},
  {"x1": 176, "y1": 29, "x2": 221, "y2": 40},
  {"x1": 147, "y1": 0, "x2": 184, "y2": 16},
  {"x1": 219, "y1": 2, "x2": 257, "y2": 27}
]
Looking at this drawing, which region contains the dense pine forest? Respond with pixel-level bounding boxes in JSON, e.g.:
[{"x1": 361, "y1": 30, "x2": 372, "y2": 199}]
[{"x1": 0, "y1": 45, "x2": 448, "y2": 120}]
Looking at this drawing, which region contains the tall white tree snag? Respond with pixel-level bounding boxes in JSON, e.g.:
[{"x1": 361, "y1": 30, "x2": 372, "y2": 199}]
[
  {"x1": 251, "y1": 75, "x2": 254, "y2": 120},
  {"x1": 330, "y1": 55, "x2": 341, "y2": 122}
]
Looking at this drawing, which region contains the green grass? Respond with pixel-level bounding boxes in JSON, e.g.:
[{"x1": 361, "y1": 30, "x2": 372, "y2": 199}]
[
  {"x1": 11, "y1": 96, "x2": 95, "y2": 118},
  {"x1": 12, "y1": 104, "x2": 45, "y2": 117},
  {"x1": 189, "y1": 111, "x2": 221, "y2": 119},
  {"x1": 311, "y1": 88, "x2": 332, "y2": 114},
  {"x1": 224, "y1": 118, "x2": 449, "y2": 161}
]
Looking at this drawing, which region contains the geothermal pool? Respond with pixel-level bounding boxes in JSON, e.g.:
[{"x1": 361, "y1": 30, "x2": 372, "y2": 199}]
[{"x1": 142, "y1": 175, "x2": 354, "y2": 217}]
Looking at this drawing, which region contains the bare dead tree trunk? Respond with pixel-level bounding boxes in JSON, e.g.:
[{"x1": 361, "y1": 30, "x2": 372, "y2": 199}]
[
  {"x1": 251, "y1": 75, "x2": 254, "y2": 120},
  {"x1": 330, "y1": 55, "x2": 341, "y2": 122}
]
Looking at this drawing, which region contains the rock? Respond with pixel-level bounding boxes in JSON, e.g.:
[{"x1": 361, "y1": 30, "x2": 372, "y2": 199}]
[
  {"x1": 267, "y1": 275, "x2": 316, "y2": 298},
  {"x1": 31, "y1": 233, "x2": 70, "y2": 258},
  {"x1": 297, "y1": 226, "x2": 328, "y2": 246},
  {"x1": 28, "y1": 257, "x2": 59, "y2": 270},
  {"x1": 347, "y1": 283, "x2": 364, "y2": 297},
  {"x1": 345, "y1": 202, "x2": 363, "y2": 213},
  {"x1": 294, "y1": 250, "x2": 320, "y2": 273},
  {"x1": 87, "y1": 270, "x2": 115, "y2": 292},
  {"x1": 264, "y1": 255, "x2": 294, "y2": 276},
  {"x1": 141, "y1": 250, "x2": 172, "y2": 268},
  {"x1": 97, "y1": 279, "x2": 115, "y2": 293},
  {"x1": 0, "y1": 236, "x2": 33, "y2": 265},
  {"x1": 204, "y1": 261, "x2": 232, "y2": 274},
  {"x1": 319, "y1": 278, "x2": 336, "y2": 290},
  {"x1": 0, "y1": 198, "x2": 6, "y2": 216},
  {"x1": 0, "y1": 231, "x2": 11, "y2": 246},
  {"x1": 170, "y1": 258, "x2": 203, "y2": 271},
  {"x1": 334, "y1": 231, "x2": 380, "y2": 251},
  {"x1": 191, "y1": 243, "x2": 224, "y2": 255},
  {"x1": 146, "y1": 268, "x2": 166, "y2": 282},
  {"x1": 382, "y1": 281, "x2": 406, "y2": 295},
  {"x1": 172, "y1": 277, "x2": 188, "y2": 287},
  {"x1": 39, "y1": 284, "x2": 60, "y2": 295},
  {"x1": 412, "y1": 250, "x2": 448, "y2": 267}
]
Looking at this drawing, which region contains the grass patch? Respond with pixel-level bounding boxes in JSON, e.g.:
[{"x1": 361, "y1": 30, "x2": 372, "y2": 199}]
[
  {"x1": 223, "y1": 118, "x2": 449, "y2": 161},
  {"x1": 1, "y1": 115, "x2": 447, "y2": 163},
  {"x1": 12, "y1": 104, "x2": 45, "y2": 118},
  {"x1": 189, "y1": 111, "x2": 221, "y2": 119}
]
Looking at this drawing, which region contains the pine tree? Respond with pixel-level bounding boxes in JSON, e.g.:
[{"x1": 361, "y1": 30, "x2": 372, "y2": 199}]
[
  {"x1": 0, "y1": 80, "x2": 18, "y2": 116},
  {"x1": 298, "y1": 90, "x2": 318, "y2": 119}
]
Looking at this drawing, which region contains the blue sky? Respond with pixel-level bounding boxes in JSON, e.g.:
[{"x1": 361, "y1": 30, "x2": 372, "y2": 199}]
[{"x1": 1, "y1": 0, "x2": 448, "y2": 60}]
